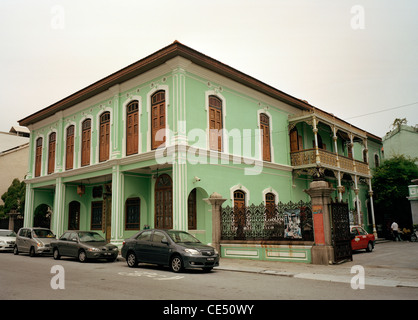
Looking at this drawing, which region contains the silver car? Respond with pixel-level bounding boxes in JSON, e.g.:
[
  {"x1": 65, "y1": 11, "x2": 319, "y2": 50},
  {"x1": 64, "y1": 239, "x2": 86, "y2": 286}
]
[
  {"x1": 14, "y1": 227, "x2": 56, "y2": 256},
  {"x1": 0, "y1": 229, "x2": 16, "y2": 252}
]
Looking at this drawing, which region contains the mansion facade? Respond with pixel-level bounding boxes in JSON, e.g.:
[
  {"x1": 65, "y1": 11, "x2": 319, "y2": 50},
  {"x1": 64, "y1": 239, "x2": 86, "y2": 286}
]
[{"x1": 19, "y1": 42, "x2": 383, "y2": 247}]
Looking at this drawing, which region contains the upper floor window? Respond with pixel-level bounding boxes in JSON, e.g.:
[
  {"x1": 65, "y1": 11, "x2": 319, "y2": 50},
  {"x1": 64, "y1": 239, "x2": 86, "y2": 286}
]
[
  {"x1": 126, "y1": 101, "x2": 139, "y2": 156},
  {"x1": 260, "y1": 113, "x2": 271, "y2": 162},
  {"x1": 47, "y1": 132, "x2": 56, "y2": 174},
  {"x1": 151, "y1": 91, "x2": 166, "y2": 150},
  {"x1": 374, "y1": 154, "x2": 380, "y2": 167},
  {"x1": 81, "y1": 119, "x2": 91, "y2": 167},
  {"x1": 35, "y1": 137, "x2": 42, "y2": 177},
  {"x1": 99, "y1": 112, "x2": 110, "y2": 162},
  {"x1": 209, "y1": 95, "x2": 223, "y2": 152},
  {"x1": 66, "y1": 125, "x2": 75, "y2": 170}
]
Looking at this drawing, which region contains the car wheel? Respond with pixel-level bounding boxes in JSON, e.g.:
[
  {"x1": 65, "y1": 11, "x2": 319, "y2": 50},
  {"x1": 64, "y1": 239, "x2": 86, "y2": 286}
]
[
  {"x1": 78, "y1": 250, "x2": 87, "y2": 262},
  {"x1": 53, "y1": 248, "x2": 61, "y2": 260},
  {"x1": 366, "y1": 242, "x2": 373, "y2": 252},
  {"x1": 126, "y1": 252, "x2": 138, "y2": 268},
  {"x1": 29, "y1": 247, "x2": 36, "y2": 257},
  {"x1": 13, "y1": 245, "x2": 19, "y2": 255},
  {"x1": 170, "y1": 255, "x2": 184, "y2": 273}
]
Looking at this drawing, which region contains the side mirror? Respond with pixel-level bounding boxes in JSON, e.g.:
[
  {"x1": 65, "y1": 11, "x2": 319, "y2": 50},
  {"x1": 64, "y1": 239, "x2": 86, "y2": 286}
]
[
  {"x1": 161, "y1": 239, "x2": 169, "y2": 245},
  {"x1": 70, "y1": 237, "x2": 78, "y2": 242}
]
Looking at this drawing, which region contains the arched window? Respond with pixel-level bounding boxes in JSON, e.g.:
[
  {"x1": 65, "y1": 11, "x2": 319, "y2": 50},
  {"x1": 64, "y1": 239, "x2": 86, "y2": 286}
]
[
  {"x1": 125, "y1": 197, "x2": 140, "y2": 230},
  {"x1": 151, "y1": 91, "x2": 166, "y2": 150},
  {"x1": 265, "y1": 192, "x2": 275, "y2": 219},
  {"x1": 233, "y1": 190, "x2": 246, "y2": 239},
  {"x1": 47, "y1": 133, "x2": 56, "y2": 174},
  {"x1": 126, "y1": 101, "x2": 139, "y2": 156},
  {"x1": 209, "y1": 95, "x2": 223, "y2": 151},
  {"x1": 260, "y1": 113, "x2": 271, "y2": 161},
  {"x1": 99, "y1": 112, "x2": 110, "y2": 162},
  {"x1": 35, "y1": 137, "x2": 43, "y2": 177},
  {"x1": 374, "y1": 154, "x2": 380, "y2": 167},
  {"x1": 66, "y1": 125, "x2": 75, "y2": 170},
  {"x1": 81, "y1": 119, "x2": 91, "y2": 166}
]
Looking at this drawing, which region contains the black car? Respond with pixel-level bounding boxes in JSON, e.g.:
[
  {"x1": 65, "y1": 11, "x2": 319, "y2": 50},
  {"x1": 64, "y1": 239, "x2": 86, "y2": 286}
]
[{"x1": 121, "y1": 229, "x2": 219, "y2": 273}]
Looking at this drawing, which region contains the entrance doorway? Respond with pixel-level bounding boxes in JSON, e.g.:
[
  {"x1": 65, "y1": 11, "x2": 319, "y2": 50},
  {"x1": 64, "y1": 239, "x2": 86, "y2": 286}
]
[{"x1": 155, "y1": 174, "x2": 173, "y2": 229}]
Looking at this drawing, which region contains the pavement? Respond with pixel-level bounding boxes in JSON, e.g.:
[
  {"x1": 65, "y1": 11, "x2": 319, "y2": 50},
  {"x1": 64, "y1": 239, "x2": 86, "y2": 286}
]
[{"x1": 216, "y1": 240, "x2": 418, "y2": 289}]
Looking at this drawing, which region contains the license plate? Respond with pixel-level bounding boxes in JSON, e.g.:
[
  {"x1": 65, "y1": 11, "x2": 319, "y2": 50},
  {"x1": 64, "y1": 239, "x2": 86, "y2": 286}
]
[{"x1": 207, "y1": 258, "x2": 214, "y2": 261}]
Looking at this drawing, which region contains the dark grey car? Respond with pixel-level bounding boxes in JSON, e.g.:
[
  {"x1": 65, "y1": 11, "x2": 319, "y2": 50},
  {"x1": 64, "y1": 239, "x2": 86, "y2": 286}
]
[
  {"x1": 51, "y1": 231, "x2": 118, "y2": 262},
  {"x1": 121, "y1": 229, "x2": 219, "y2": 273}
]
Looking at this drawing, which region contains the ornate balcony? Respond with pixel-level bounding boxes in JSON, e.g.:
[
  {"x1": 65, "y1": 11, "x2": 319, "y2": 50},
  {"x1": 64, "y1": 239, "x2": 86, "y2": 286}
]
[{"x1": 290, "y1": 148, "x2": 370, "y2": 177}]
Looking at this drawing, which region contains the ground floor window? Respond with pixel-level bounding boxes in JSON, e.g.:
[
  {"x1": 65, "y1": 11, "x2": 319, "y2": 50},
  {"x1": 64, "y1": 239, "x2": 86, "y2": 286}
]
[
  {"x1": 125, "y1": 197, "x2": 140, "y2": 230},
  {"x1": 91, "y1": 201, "x2": 103, "y2": 230}
]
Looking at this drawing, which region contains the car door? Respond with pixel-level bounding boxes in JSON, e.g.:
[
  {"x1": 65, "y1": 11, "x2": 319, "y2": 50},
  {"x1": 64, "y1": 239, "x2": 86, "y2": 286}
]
[
  {"x1": 66, "y1": 232, "x2": 80, "y2": 257},
  {"x1": 351, "y1": 227, "x2": 361, "y2": 250},
  {"x1": 133, "y1": 230, "x2": 153, "y2": 262},
  {"x1": 56, "y1": 232, "x2": 71, "y2": 256},
  {"x1": 356, "y1": 227, "x2": 369, "y2": 249},
  {"x1": 150, "y1": 231, "x2": 170, "y2": 265},
  {"x1": 17, "y1": 229, "x2": 29, "y2": 253}
]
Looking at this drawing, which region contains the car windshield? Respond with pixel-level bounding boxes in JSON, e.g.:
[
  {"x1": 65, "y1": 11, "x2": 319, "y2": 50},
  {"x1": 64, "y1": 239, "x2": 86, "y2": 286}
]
[
  {"x1": 167, "y1": 231, "x2": 200, "y2": 244},
  {"x1": 33, "y1": 229, "x2": 55, "y2": 238},
  {"x1": 78, "y1": 232, "x2": 105, "y2": 242},
  {"x1": 0, "y1": 230, "x2": 16, "y2": 237}
]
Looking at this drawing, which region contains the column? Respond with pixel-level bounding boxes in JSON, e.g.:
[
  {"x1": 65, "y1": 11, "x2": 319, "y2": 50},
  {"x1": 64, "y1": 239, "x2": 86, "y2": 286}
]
[
  {"x1": 304, "y1": 178, "x2": 335, "y2": 265},
  {"x1": 23, "y1": 183, "x2": 34, "y2": 227},
  {"x1": 110, "y1": 165, "x2": 124, "y2": 245},
  {"x1": 172, "y1": 148, "x2": 188, "y2": 231},
  {"x1": 204, "y1": 192, "x2": 227, "y2": 254},
  {"x1": 368, "y1": 179, "x2": 378, "y2": 238},
  {"x1": 52, "y1": 177, "x2": 66, "y2": 236},
  {"x1": 312, "y1": 116, "x2": 320, "y2": 164},
  {"x1": 109, "y1": 85, "x2": 121, "y2": 159},
  {"x1": 354, "y1": 175, "x2": 361, "y2": 226}
]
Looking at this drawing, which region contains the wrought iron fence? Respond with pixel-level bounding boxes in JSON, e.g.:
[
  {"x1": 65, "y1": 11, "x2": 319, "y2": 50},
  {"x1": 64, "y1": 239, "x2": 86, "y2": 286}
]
[{"x1": 221, "y1": 201, "x2": 313, "y2": 241}]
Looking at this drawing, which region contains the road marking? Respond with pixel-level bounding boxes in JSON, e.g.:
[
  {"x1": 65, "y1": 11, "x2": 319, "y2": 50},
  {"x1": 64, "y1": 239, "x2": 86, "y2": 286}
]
[{"x1": 118, "y1": 270, "x2": 184, "y2": 281}]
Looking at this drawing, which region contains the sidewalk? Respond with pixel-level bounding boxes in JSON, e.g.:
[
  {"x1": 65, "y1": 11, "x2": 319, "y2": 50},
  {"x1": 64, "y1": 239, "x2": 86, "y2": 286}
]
[{"x1": 216, "y1": 242, "x2": 418, "y2": 288}]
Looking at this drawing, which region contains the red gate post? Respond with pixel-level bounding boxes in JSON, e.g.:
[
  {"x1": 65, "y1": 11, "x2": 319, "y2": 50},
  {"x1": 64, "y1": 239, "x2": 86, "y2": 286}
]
[
  {"x1": 204, "y1": 192, "x2": 227, "y2": 254},
  {"x1": 305, "y1": 178, "x2": 335, "y2": 265}
]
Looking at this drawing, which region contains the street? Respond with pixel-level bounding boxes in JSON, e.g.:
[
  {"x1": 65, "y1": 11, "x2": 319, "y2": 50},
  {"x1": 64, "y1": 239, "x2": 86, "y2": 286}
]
[{"x1": 1, "y1": 242, "x2": 417, "y2": 301}]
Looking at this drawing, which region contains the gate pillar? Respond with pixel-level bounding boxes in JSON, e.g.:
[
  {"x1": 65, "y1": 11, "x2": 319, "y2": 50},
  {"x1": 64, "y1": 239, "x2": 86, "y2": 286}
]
[
  {"x1": 305, "y1": 179, "x2": 335, "y2": 265},
  {"x1": 204, "y1": 192, "x2": 227, "y2": 254}
]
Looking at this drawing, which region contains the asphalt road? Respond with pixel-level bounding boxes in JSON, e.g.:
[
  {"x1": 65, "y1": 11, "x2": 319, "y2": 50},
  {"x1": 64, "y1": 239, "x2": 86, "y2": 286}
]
[{"x1": 0, "y1": 247, "x2": 417, "y2": 301}]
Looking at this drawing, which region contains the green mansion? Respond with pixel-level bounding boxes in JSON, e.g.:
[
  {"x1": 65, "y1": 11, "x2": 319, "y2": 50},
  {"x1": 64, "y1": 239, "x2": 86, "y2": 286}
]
[{"x1": 19, "y1": 42, "x2": 383, "y2": 253}]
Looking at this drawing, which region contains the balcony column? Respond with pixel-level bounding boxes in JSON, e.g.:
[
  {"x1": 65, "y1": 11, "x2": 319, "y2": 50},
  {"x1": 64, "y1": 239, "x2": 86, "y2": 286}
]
[
  {"x1": 368, "y1": 179, "x2": 378, "y2": 238},
  {"x1": 312, "y1": 116, "x2": 320, "y2": 164},
  {"x1": 354, "y1": 175, "x2": 361, "y2": 226},
  {"x1": 332, "y1": 126, "x2": 339, "y2": 167},
  {"x1": 350, "y1": 133, "x2": 356, "y2": 172},
  {"x1": 337, "y1": 171, "x2": 343, "y2": 201}
]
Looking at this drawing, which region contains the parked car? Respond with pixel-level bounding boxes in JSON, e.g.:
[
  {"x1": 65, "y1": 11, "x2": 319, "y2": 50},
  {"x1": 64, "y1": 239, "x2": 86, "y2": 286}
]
[
  {"x1": 0, "y1": 229, "x2": 16, "y2": 252},
  {"x1": 350, "y1": 225, "x2": 375, "y2": 252},
  {"x1": 51, "y1": 231, "x2": 118, "y2": 262},
  {"x1": 121, "y1": 229, "x2": 219, "y2": 273},
  {"x1": 14, "y1": 227, "x2": 56, "y2": 256}
]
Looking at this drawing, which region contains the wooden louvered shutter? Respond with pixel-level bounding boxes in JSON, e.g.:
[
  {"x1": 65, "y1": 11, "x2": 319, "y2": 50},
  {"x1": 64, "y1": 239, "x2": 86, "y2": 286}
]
[
  {"x1": 151, "y1": 91, "x2": 166, "y2": 150},
  {"x1": 48, "y1": 132, "x2": 56, "y2": 174},
  {"x1": 99, "y1": 112, "x2": 110, "y2": 162},
  {"x1": 66, "y1": 125, "x2": 74, "y2": 170},
  {"x1": 260, "y1": 113, "x2": 271, "y2": 162},
  {"x1": 209, "y1": 96, "x2": 223, "y2": 152},
  {"x1": 126, "y1": 101, "x2": 139, "y2": 155}
]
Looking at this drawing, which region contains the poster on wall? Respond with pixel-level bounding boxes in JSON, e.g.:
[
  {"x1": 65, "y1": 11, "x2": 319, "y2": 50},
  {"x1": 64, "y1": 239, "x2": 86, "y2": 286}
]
[{"x1": 284, "y1": 209, "x2": 302, "y2": 239}]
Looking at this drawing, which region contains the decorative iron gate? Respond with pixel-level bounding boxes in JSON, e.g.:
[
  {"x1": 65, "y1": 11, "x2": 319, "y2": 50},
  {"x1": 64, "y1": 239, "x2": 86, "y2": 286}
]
[
  {"x1": 221, "y1": 201, "x2": 313, "y2": 241},
  {"x1": 330, "y1": 200, "x2": 352, "y2": 263}
]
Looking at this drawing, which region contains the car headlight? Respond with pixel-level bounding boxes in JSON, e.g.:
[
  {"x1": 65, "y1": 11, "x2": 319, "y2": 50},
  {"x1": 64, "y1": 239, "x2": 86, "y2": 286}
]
[
  {"x1": 214, "y1": 248, "x2": 219, "y2": 255},
  {"x1": 0, "y1": 240, "x2": 5, "y2": 245},
  {"x1": 88, "y1": 247, "x2": 101, "y2": 252},
  {"x1": 184, "y1": 248, "x2": 200, "y2": 255}
]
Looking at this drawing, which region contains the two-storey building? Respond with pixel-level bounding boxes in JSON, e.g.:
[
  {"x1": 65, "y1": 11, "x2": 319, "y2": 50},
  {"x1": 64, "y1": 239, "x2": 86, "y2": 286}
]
[{"x1": 19, "y1": 41, "x2": 382, "y2": 248}]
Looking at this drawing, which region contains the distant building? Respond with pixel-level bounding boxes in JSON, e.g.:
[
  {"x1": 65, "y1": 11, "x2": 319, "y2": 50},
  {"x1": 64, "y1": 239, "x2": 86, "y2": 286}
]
[
  {"x1": 0, "y1": 128, "x2": 30, "y2": 205},
  {"x1": 383, "y1": 125, "x2": 418, "y2": 163}
]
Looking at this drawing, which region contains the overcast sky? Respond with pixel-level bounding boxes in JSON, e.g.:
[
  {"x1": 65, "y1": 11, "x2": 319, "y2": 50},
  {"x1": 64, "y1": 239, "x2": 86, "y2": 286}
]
[{"x1": 1, "y1": 0, "x2": 417, "y2": 138}]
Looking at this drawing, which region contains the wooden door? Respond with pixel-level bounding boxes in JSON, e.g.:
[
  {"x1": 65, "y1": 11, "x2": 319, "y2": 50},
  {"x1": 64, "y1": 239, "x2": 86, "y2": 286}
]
[
  {"x1": 209, "y1": 96, "x2": 222, "y2": 151},
  {"x1": 154, "y1": 174, "x2": 172, "y2": 229},
  {"x1": 151, "y1": 91, "x2": 166, "y2": 150},
  {"x1": 99, "y1": 112, "x2": 110, "y2": 162},
  {"x1": 35, "y1": 138, "x2": 42, "y2": 177},
  {"x1": 48, "y1": 132, "x2": 56, "y2": 174},
  {"x1": 66, "y1": 125, "x2": 74, "y2": 170},
  {"x1": 126, "y1": 101, "x2": 139, "y2": 155},
  {"x1": 260, "y1": 113, "x2": 271, "y2": 161},
  {"x1": 290, "y1": 128, "x2": 299, "y2": 152},
  {"x1": 81, "y1": 119, "x2": 91, "y2": 166}
]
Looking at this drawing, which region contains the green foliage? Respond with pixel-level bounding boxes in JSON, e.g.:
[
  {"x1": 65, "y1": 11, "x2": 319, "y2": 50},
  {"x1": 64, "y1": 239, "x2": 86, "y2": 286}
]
[
  {"x1": 0, "y1": 178, "x2": 25, "y2": 218},
  {"x1": 372, "y1": 155, "x2": 418, "y2": 207}
]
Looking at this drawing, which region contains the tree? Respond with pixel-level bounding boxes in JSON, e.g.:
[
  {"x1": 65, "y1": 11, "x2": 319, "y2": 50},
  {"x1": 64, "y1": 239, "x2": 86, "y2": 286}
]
[
  {"x1": 0, "y1": 178, "x2": 25, "y2": 218},
  {"x1": 372, "y1": 155, "x2": 418, "y2": 237},
  {"x1": 391, "y1": 117, "x2": 407, "y2": 131}
]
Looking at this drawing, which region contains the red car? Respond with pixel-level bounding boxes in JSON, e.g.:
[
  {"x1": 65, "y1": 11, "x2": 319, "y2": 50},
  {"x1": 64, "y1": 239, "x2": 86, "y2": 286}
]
[{"x1": 350, "y1": 226, "x2": 375, "y2": 252}]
